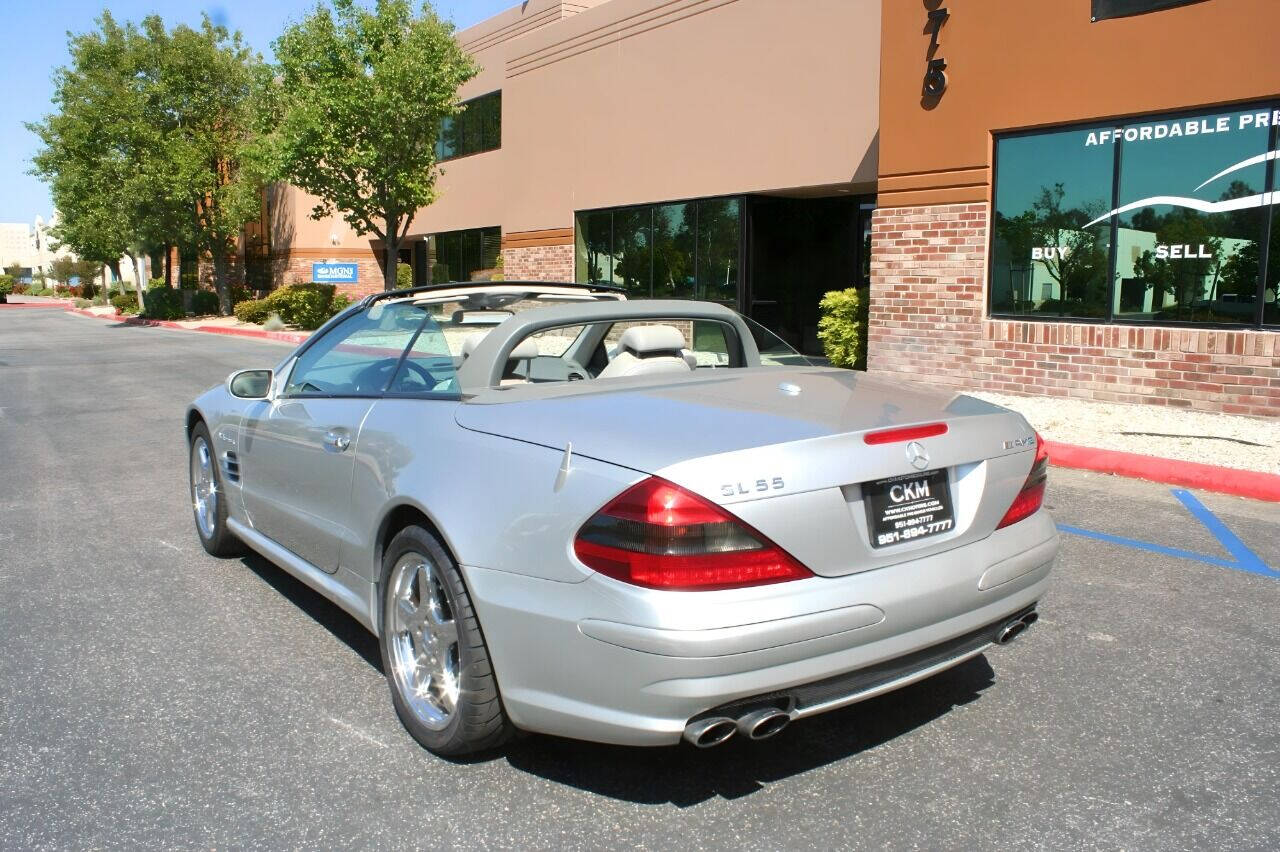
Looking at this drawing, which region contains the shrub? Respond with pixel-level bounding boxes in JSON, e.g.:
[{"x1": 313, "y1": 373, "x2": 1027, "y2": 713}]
[
  {"x1": 73, "y1": 298, "x2": 91, "y2": 308},
  {"x1": 331, "y1": 291, "x2": 352, "y2": 315},
  {"x1": 140, "y1": 285, "x2": 186, "y2": 320},
  {"x1": 191, "y1": 290, "x2": 220, "y2": 315},
  {"x1": 66, "y1": 285, "x2": 83, "y2": 298},
  {"x1": 396, "y1": 262, "x2": 413, "y2": 288},
  {"x1": 234, "y1": 298, "x2": 269, "y2": 324},
  {"x1": 80, "y1": 280, "x2": 97, "y2": 300},
  {"x1": 817, "y1": 287, "x2": 869, "y2": 370},
  {"x1": 0, "y1": 275, "x2": 12, "y2": 302},
  {"x1": 147, "y1": 278, "x2": 168, "y2": 291},
  {"x1": 111, "y1": 292, "x2": 139, "y2": 314},
  {"x1": 263, "y1": 282, "x2": 338, "y2": 329},
  {"x1": 13, "y1": 283, "x2": 28, "y2": 295}
]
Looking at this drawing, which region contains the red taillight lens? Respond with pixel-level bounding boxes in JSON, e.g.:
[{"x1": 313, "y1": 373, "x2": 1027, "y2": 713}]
[
  {"x1": 997, "y1": 432, "x2": 1049, "y2": 529},
  {"x1": 573, "y1": 477, "x2": 812, "y2": 591}
]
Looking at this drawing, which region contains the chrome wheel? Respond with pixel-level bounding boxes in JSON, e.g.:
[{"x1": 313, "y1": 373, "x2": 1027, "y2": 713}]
[
  {"x1": 190, "y1": 436, "x2": 218, "y2": 540},
  {"x1": 386, "y1": 552, "x2": 460, "y2": 730}
]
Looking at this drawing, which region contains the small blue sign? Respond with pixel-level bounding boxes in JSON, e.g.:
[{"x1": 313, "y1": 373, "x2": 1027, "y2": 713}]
[{"x1": 312, "y1": 262, "x2": 358, "y2": 284}]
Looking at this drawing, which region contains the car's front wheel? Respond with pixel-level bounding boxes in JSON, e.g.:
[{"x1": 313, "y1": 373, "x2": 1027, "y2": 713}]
[
  {"x1": 379, "y1": 524, "x2": 515, "y2": 756},
  {"x1": 189, "y1": 422, "x2": 242, "y2": 557}
]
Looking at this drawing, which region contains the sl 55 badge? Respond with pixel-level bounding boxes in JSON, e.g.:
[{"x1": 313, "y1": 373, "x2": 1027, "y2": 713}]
[{"x1": 722, "y1": 477, "x2": 785, "y2": 497}]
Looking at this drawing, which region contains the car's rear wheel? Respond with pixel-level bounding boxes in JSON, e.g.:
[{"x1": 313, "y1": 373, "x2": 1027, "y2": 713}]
[
  {"x1": 189, "y1": 422, "x2": 241, "y2": 557},
  {"x1": 379, "y1": 524, "x2": 515, "y2": 756}
]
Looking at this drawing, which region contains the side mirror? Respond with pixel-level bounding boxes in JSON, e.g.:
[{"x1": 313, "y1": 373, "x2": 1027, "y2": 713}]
[{"x1": 227, "y1": 368, "x2": 274, "y2": 399}]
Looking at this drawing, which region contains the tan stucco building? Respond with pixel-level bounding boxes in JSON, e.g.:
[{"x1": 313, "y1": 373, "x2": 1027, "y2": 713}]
[{"x1": 260, "y1": 0, "x2": 1280, "y2": 415}]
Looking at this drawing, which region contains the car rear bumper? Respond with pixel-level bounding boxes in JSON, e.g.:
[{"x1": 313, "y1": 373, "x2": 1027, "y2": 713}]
[{"x1": 462, "y1": 510, "x2": 1057, "y2": 746}]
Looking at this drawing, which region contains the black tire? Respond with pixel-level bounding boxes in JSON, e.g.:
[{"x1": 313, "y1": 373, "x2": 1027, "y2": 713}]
[
  {"x1": 378, "y1": 524, "x2": 516, "y2": 756},
  {"x1": 188, "y1": 422, "x2": 243, "y2": 557}
]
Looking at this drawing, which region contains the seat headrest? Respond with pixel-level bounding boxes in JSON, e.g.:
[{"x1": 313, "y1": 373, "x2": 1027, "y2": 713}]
[
  {"x1": 618, "y1": 325, "x2": 687, "y2": 356},
  {"x1": 460, "y1": 331, "x2": 487, "y2": 359},
  {"x1": 509, "y1": 338, "x2": 539, "y2": 360}
]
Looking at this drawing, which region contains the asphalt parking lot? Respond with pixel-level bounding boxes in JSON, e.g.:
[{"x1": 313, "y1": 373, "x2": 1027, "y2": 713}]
[{"x1": 2, "y1": 307, "x2": 1278, "y2": 850}]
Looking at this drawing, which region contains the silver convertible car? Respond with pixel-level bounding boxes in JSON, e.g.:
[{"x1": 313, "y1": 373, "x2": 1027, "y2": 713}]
[{"x1": 186, "y1": 282, "x2": 1057, "y2": 755}]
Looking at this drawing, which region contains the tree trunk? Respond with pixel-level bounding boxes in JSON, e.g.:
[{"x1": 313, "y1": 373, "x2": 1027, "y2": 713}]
[
  {"x1": 164, "y1": 245, "x2": 173, "y2": 286},
  {"x1": 127, "y1": 253, "x2": 147, "y2": 314},
  {"x1": 211, "y1": 244, "x2": 232, "y2": 316},
  {"x1": 383, "y1": 214, "x2": 400, "y2": 291}
]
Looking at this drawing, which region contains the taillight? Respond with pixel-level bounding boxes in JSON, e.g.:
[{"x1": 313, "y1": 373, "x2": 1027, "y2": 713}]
[
  {"x1": 997, "y1": 432, "x2": 1048, "y2": 529},
  {"x1": 573, "y1": 477, "x2": 812, "y2": 591}
]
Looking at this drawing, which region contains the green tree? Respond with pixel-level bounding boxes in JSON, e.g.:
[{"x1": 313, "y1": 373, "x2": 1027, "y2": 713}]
[
  {"x1": 30, "y1": 13, "x2": 269, "y2": 316},
  {"x1": 3, "y1": 263, "x2": 21, "y2": 281},
  {"x1": 269, "y1": 0, "x2": 478, "y2": 291},
  {"x1": 28, "y1": 13, "x2": 153, "y2": 311},
  {"x1": 49, "y1": 256, "x2": 78, "y2": 287},
  {"x1": 139, "y1": 16, "x2": 271, "y2": 314}
]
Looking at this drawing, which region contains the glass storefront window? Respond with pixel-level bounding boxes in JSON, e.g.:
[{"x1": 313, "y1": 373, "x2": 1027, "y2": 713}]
[
  {"x1": 991, "y1": 102, "x2": 1279, "y2": 330},
  {"x1": 652, "y1": 203, "x2": 695, "y2": 298},
  {"x1": 696, "y1": 198, "x2": 740, "y2": 304},
  {"x1": 611, "y1": 207, "x2": 651, "y2": 296},
  {"x1": 575, "y1": 197, "x2": 741, "y2": 304},
  {"x1": 576, "y1": 211, "x2": 612, "y2": 283},
  {"x1": 991, "y1": 127, "x2": 1114, "y2": 319},
  {"x1": 1114, "y1": 107, "x2": 1268, "y2": 325}
]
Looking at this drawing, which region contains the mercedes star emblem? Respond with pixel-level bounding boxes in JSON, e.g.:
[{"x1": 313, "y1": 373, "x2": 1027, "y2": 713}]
[{"x1": 905, "y1": 441, "x2": 930, "y2": 471}]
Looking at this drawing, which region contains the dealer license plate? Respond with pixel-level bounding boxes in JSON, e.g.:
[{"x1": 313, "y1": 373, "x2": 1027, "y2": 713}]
[{"x1": 864, "y1": 469, "x2": 955, "y2": 549}]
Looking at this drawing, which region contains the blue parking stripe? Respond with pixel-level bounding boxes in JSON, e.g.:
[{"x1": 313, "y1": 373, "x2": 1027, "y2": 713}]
[
  {"x1": 1057, "y1": 488, "x2": 1276, "y2": 579},
  {"x1": 1055, "y1": 524, "x2": 1237, "y2": 569},
  {"x1": 1170, "y1": 489, "x2": 1277, "y2": 578}
]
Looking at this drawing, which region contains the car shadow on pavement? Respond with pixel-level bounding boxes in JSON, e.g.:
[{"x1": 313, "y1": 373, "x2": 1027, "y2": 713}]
[
  {"x1": 501, "y1": 655, "x2": 996, "y2": 807},
  {"x1": 238, "y1": 552, "x2": 384, "y2": 672}
]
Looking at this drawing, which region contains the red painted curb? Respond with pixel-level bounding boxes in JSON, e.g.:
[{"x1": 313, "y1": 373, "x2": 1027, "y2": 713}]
[
  {"x1": 1046, "y1": 440, "x2": 1280, "y2": 503},
  {"x1": 190, "y1": 324, "x2": 310, "y2": 344},
  {"x1": 64, "y1": 306, "x2": 309, "y2": 344}
]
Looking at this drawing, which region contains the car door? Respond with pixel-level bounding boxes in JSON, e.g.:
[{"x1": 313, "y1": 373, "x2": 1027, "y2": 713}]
[{"x1": 240, "y1": 301, "x2": 431, "y2": 572}]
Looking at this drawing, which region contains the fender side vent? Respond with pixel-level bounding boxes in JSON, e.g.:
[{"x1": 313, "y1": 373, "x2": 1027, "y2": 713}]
[{"x1": 221, "y1": 451, "x2": 240, "y2": 483}]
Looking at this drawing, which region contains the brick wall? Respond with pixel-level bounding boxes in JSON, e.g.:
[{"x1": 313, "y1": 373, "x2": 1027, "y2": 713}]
[
  {"x1": 273, "y1": 254, "x2": 385, "y2": 299},
  {"x1": 503, "y1": 244, "x2": 573, "y2": 282},
  {"x1": 868, "y1": 203, "x2": 1280, "y2": 417}
]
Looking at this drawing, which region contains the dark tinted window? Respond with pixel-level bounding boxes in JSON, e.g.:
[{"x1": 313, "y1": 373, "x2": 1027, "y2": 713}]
[
  {"x1": 429, "y1": 226, "x2": 501, "y2": 283},
  {"x1": 436, "y1": 91, "x2": 501, "y2": 161},
  {"x1": 652, "y1": 202, "x2": 695, "y2": 298},
  {"x1": 611, "y1": 207, "x2": 651, "y2": 296},
  {"x1": 575, "y1": 211, "x2": 613, "y2": 283},
  {"x1": 574, "y1": 197, "x2": 742, "y2": 304}
]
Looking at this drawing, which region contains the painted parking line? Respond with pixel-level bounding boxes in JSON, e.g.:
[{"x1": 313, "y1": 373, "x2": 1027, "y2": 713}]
[{"x1": 1057, "y1": 488, "x2": 1277, "y2": 579}]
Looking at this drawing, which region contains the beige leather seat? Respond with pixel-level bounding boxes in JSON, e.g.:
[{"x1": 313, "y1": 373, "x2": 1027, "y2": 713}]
[{"x1": 597, "y1": 325, "x2": 693, "y2": 379}]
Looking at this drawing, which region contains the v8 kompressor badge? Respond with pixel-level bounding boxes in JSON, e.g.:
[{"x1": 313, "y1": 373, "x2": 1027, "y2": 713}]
[{"x1": 1003, "y1": 436, "x2": 1036, "y2": 450}]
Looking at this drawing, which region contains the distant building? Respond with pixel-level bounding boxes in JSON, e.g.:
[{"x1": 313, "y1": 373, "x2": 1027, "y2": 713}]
[{"x1": 0, "y1": 223, "x2": 38, "y2": 280}]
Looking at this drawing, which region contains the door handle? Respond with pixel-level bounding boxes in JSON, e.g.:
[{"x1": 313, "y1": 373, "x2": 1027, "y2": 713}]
[{"x1": 322, "y1": 429, "x2": 351, "y2": 452}]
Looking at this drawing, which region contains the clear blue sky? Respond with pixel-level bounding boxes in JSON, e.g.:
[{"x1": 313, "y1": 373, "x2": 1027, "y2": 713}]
[{"x1": 0, "y1": 0, "x2": 514, "y2": 224}]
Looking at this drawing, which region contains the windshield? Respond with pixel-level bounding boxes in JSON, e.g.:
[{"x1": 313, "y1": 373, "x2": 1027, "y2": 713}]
[{"x1": 739, "y1": 314, "x2": 815, "y2": 366}]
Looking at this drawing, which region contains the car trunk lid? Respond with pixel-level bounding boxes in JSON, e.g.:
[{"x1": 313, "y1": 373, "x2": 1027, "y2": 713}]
[{"x1": 456, "y1": 368, "x2": 1039, "y2": 576}]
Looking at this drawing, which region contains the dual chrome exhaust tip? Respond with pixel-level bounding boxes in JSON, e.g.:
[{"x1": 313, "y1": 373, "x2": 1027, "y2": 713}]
[
  {"x1": 996, "y1": 609, "x2": 1039, "y2": 645},
  {"x1": 685, "y1": 608, "x2": 1040, "y2": 747},
  {"x1": 683, "y1": 707, "x2": 792, "y2": 748}
]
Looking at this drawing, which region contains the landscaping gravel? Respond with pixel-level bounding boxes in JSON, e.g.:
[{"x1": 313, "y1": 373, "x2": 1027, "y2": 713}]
[{"x1": 967, "y1": 391, "x2": 1280, "y2": 474}]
